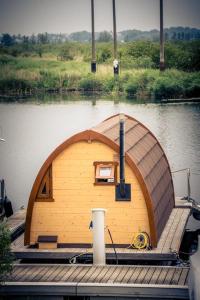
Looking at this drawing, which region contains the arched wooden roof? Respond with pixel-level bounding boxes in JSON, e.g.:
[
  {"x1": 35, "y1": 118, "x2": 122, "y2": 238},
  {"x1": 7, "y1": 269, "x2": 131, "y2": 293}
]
[
  {"x1": 24, "y1": 114, "x2": 174, "y2": 247},
  {"x1": 93, "y1": 114, "x2": 175, "y2": 243}
]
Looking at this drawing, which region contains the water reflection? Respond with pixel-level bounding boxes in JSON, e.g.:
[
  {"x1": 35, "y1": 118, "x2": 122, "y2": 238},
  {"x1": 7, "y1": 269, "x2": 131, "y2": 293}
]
[{"x1": 0, "y1": 97, "x2": 200, "y2": 213}]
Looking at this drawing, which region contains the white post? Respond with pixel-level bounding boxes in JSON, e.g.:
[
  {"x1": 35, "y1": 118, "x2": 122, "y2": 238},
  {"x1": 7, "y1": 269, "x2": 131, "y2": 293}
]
[{"x1": 91, "y1": 208, "x2": 106, "y2": 265}]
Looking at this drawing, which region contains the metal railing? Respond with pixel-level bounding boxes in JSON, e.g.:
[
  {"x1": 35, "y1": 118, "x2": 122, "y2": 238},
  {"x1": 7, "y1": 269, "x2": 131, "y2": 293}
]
[
  {"x1": 171, "y1": 168, "x2": 191, "y2": 201},
  {"x1": 172, "y1": 168, "x2": 200, "y2": 213}
]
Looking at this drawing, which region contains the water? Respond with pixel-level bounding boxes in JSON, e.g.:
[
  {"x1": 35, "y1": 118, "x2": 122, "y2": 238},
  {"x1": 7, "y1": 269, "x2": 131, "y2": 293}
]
[{"x1": 0, "y1": 97, "x2": 200, "y2": 219}]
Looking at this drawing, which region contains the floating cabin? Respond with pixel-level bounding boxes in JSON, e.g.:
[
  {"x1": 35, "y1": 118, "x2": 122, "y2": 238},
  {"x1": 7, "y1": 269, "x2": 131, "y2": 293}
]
[{"x1": 25, "y1": 114, "x2": 175, "y2": 249}]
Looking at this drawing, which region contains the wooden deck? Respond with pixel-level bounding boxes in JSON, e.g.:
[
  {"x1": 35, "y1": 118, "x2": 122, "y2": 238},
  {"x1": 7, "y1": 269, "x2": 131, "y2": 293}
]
[
  {"x1": 0, "y1": 264, "x2": 190, "y2": 299},
  {"x1": 11, "y1": 207, "x2": 191, "y2": 261},
  {"x1": 6, "y1": 208, "x2": 26, "y2": 241},
  {"x1": 3, "y1": 203, "x2": 191, "y2": 299}
]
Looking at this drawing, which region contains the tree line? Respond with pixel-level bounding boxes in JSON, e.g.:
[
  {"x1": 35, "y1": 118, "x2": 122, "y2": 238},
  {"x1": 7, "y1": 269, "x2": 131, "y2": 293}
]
[
  {"x1": 1, "y1": 27, "x2": 200, "y2": 46},
  {"x1": 0, "y1": 40, "x2": 199, "y2": 72}
]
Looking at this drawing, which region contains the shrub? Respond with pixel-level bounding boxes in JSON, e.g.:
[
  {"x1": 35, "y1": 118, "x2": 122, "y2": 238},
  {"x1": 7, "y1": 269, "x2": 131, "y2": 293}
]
[
  {"x1": 38, "y1": 70, "x2": 60, "y2": 88},
  {"x1": 124, "y1": 72, "x2": 156, "y2": 97},
  {"x1": 103, "y1": 77, "x2": 123, "y2": 93},
  {"x1": 184, "y1": 73, "x2": 200, "y2": 97},
  {"x1": 0, "y1": 55, "x2": 15, "y2": 65},
  {"x1": 124, "y1": 78, "x2": 139, "y2": 96},
  {"x1": 67, "y1": 74, "x2": 82, "y2": 90},
  {"x1": 121, "y1": 56, "x2": 155, "y2": 69},
  {"x1": 79, "y1": 75, "x2": 103, "y2": 91},
  {"x1": 97, "y1": 47, "x2": 112, "y2": 63},
  {"x1": 57, "y1": 46, "x2": 73, "y2": 61},
  {"x1": 0, "y1": 78, "x2": 34, "y2": 92},
  {"x1": 0, "y1": 222, "x2": 13, "y2": 283},
  {"x1": 152, "y1": 75, "x2": 184, "y2": 99}
]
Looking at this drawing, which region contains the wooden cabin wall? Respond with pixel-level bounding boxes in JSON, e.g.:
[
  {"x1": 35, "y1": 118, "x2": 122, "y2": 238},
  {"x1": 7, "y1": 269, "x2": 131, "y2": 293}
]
[{"x1": 30, "y1": 141, "x2": 150, "y2": 245}]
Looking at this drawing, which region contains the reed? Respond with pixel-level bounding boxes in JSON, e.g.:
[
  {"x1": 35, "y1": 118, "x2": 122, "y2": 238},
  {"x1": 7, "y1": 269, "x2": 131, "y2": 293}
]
[{"x1": 0, "y1": 55, "x2": 200, "y2": 99}]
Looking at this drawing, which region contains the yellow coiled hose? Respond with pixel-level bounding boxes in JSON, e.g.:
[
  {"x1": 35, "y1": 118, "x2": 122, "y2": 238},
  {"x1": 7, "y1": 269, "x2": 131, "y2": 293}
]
[{"x1": 130, "y1": 232, "x2": 149, "y2": 249}]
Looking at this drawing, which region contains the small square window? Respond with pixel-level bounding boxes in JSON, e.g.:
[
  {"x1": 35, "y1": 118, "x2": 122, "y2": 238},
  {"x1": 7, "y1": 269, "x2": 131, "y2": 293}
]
[{"x1": 94, "y1": 161, "x2": 118, "y2": 185}]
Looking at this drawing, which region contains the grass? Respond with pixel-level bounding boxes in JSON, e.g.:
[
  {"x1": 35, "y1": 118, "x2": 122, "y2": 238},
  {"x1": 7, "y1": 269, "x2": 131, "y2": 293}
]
[{"x1": 0, "y1": 55, "x2": 200, "y2": 100}]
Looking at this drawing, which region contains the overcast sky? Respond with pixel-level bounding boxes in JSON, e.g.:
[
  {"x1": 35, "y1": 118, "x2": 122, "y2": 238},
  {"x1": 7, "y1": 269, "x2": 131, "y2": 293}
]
[{"x1": 0, "y1": 0, "x2": 200, "y2": 35}]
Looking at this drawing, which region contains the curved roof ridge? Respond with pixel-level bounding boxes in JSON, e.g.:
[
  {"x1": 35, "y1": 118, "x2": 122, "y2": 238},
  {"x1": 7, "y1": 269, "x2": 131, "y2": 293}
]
[{"x1": 92, "y1": 114, "x2": 175, "y2": 241}]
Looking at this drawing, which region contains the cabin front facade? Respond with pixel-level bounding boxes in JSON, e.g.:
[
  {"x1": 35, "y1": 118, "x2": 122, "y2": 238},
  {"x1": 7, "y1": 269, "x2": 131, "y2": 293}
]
[{"x1": 25, "y1": 114, "x2": 175, "y2": 248}]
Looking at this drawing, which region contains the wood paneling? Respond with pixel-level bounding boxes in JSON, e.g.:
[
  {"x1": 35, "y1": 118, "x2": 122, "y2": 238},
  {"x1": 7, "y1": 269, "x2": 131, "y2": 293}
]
[{"x1": 30, "y1": 140, "x2": 149, "y2": 245}]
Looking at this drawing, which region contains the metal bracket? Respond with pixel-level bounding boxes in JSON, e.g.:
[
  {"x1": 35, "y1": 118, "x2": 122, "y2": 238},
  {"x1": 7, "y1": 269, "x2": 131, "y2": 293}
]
[{"x1": 115, "y1": 184, "x2": 131, "y2": 201}]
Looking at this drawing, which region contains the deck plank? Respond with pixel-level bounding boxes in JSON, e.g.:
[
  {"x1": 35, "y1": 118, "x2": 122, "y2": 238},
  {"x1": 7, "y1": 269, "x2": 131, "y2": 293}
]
[
  {"x1": 99, "y1": 266, "x2": 117, "y2": 283},
  {"x1": 74, "y1": 266, "x2": 92, "y2": 283},
  {"x1": 178, "y1": 268, "x2": 189, "y2": 286},
  {"x1": 88, "y1": 267, "x2": 105, "y2": 283},
  {"x1": 79, "y1": 266, "x2": 97, "y2": 283},
  {"x1": 94, "y1": 266, "x2": 110, "y2": 283},
  {"x1": 157, "y1": 209, "x2": 179, "y2": 252},
  {"x1": 10, "y1": 265, "x2": 25, "y2": 280},
  {"x1": 6, "y1": 209, "x2": 26, "y2": 240},
  {"x1": 47, "y1": 266, "x2": 65, "y2": 282},
  {"x1": 156, "y1": 267, "x2": 169, "y2": 284},
  {"x1": 149, "y1": 267, "x2": 162, "y2": 284},
  {"x1": 142, "y1": 267, "x2": 155, "y2": 284},
  {"x1": 171, "y1": 268, "x2": 183, "y2": 285},
  {"x1": 53, "y1": 266, "x2": 68, "y2": 282},
  {"x1": 170, "y1": 210, "x2": 190, "y2": 251},
  {"x1": 127, "y1": 267, "x2": 142, "y2": 283},
  {"x1": 60, "y1": 266, "x2": 78, "y2": 282},
  {"x1": 135, "y1": 267, "x2": 149, "y2": 284},
  {"x1": 44, "y1": 265, "x2": 63, "y2": 281},
  {"x1": 122, "y1": 267, "x2": 136, "y2": 283},
  {"x1": 18, "y1": 265, "x2": 41, "y2": 281},
  {"x1": 163, "y1": 268, "x2": 176, "y2": 285},
  {"x1": 162, "y1": 209, "x2": 183, "y2": 253},
  {"x1": 13, "y1": 266, "x2": 31, "y2": 281},
  {"x1": 67, "y1": 266, "x2": 84, "y2": 282},
  {"x1": 30, "y1": 266, "x2": 51, "y2": 282},
  {"x1": 115, "y1": 267, "x2": 130, "y2": 283},
  {"x1": 107, "y1": 266, "x2": 123, "y2": 283}
]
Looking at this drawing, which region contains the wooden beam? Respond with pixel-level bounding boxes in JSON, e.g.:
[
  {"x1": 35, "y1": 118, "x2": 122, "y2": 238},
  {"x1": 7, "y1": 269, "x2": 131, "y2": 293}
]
[
  {"x1": 160, "y1": 0, "x2": 165, "y2": 71},
  {"x1": 0, "y1": 282, "x2": 189, "y2": 299},
  {"x1": 91, "y1": 0, "x2": 96, "y2": 72},
  {"x1": 112, "y1": 0, "x2": 119, "y2": 75},
  {"x1": 12, "y1": 250, "x2": 177, "y2": 261}
]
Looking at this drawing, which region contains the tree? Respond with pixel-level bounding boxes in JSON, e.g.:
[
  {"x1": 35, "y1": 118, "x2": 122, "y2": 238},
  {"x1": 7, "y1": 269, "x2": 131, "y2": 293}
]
[
  {"x1": 0, "y1": 222, "x2": 13, "y2": 283},
  {"x1": 1, "y1": 33, "x2": 14, "y2": 47},
  {"x1": 98, "y1": 31, "x2": 112, "y2": 43},
  {"x1": 37, "y1": 32, "x2": 49, "y2": 44},
  {"x1": 30, "y1": 34, "x2": 36, "y2": 44},
  {"x1": 69, "y1": 31, "x2": 91, "y2": 42}
]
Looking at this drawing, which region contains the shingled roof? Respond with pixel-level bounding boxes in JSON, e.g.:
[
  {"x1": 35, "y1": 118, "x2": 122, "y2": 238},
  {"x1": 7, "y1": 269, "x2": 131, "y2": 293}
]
[{"x1": 93, "y1": 114, "x2": 175, "y2": 244}]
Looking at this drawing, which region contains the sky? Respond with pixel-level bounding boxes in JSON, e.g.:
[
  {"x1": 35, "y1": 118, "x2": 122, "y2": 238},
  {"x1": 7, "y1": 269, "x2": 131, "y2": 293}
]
[{"x1": 0, "y1": 0, "x2": 200, "y2": 35}]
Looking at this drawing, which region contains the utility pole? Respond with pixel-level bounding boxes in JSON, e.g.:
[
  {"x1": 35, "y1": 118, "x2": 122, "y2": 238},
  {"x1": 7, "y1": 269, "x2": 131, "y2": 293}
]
[
  {"x1": 91, "y1": 0, "x2": 96, "y2": 72},
  {"x1": 112, "y1": 0, "x2": 119, "y2": 75},
  {"x1": 160, "y1": 0, "x2": 165, "y2": 71}
]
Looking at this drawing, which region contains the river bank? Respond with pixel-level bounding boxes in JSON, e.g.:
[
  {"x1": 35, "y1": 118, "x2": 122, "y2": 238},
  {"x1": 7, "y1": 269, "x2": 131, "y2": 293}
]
[{"x1": 0, "y1": 56, "x2": 200, "y2": 100}]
